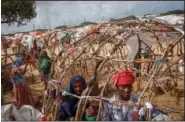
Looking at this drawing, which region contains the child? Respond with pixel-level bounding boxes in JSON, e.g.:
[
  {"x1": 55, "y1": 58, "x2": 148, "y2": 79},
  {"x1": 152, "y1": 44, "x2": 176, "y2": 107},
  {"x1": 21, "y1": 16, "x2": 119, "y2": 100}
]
[{"x1": 83, "y1": 100, "x2": 99, "y2": 121}]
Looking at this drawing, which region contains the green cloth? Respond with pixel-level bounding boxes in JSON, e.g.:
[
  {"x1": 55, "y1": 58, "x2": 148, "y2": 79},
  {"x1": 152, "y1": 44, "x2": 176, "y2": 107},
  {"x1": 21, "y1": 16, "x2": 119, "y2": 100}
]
[
  {"x1": 39, "y1": 58, "x2": 51, "y2": 75},
  {"x1": 155, "y1": 57, "x2": 163, "y2": 66},
  {"x1": 66, "y1": 32, "x2": 73, "y2": 39},
  {"x1": 84, "y1": 114, "x2": 97, "y2": 121},
  {"x1": 61, "y1": 32, "x2": 73, "y2": 43},
  {"x1": 39, "y1": 51, "x2": 51, "y2": 75}
]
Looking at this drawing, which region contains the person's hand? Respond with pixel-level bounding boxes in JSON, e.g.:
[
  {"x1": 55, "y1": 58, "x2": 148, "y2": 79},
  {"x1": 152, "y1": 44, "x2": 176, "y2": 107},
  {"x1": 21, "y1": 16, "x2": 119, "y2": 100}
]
[
  {"x1": 38, "y1": 115, "x2": 47, "y2": 121},
  {"x1": 69, "y1": 117, "x2": 75, "y2": 121},
  {"x1": 85, "y1": 106, "x2": 96, "y2": 116}
]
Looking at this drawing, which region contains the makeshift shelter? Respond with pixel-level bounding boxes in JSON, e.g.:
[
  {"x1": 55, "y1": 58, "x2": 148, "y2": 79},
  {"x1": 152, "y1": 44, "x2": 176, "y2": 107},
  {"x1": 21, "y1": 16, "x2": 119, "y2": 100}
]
[
  {"x1": 1, "y1": 14, "x2": 184, "y2": 121},
  {"x1": 41, "y1": 15, "x2": 184, "y2": 120}
]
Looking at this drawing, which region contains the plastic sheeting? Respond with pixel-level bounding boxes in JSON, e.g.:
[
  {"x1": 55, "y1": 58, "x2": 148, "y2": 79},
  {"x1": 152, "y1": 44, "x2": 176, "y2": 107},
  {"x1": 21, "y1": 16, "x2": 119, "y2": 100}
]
[
  {"x1": 151, "y1": 114, "x2": 172, "y2": 121},
  {"x1": 1, "y1": 104, "x2": 43, "y2": 121},
  {"x1": 21, "y1": 35, "x2": 35, "y2": 51},
  {"x1": 155, "y1": 15, "x2": 184, "y2": 25},
  {"x1": 124, "y1": 35, "x2": 139, "y2": 60}
]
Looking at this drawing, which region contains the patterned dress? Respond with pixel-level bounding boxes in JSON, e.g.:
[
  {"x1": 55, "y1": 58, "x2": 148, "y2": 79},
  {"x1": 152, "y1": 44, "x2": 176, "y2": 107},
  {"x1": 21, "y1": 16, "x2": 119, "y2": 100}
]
[
  {"x1": 12, "y1": 64, "x2": 34, "y2": 108},
  {"x1": 102, "y1": 93, "x2": 142, "y2": 121},
  {"x1": 102, "y1": 92, "x2": 171, "y2": 121}
]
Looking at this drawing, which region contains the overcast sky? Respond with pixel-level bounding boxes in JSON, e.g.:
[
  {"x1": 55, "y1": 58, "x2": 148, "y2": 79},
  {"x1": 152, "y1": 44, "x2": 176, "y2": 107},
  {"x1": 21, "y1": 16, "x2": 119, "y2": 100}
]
[{"x1": 1, "y1": 1, "x2": 184, "y2": 34}]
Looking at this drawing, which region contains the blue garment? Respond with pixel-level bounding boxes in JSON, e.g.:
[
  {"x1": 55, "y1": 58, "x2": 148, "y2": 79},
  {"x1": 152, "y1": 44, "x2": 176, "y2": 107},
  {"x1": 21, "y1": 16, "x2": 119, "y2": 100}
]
[
  {"x1": 102, "y1": 92, "x2": 167, "y2": 121},
  {"x1": 11, "y1": 64, "x2": 25, "y2": 84},
  {"x1": 60, "y1": 76, "x2": 87, "y2": 121},
  {"x1": 15, "y1": 56, "x2": 23, "y2": 63}
]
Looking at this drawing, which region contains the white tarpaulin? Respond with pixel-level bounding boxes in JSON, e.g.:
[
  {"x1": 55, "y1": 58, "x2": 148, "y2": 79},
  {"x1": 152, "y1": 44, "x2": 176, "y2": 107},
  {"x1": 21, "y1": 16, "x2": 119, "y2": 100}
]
[
  {"x1": 155, "y1": 14, "x2": 184, "y2": 25},
  {"x1": 21, "y1": 35, "x2": 35, "y2": 51},
  {"x1": 124, "y1": 34, "x2": 139, "y2": 60},
  {"x1": 1, "y1": 104, "x2": 43, "y2": 121}
]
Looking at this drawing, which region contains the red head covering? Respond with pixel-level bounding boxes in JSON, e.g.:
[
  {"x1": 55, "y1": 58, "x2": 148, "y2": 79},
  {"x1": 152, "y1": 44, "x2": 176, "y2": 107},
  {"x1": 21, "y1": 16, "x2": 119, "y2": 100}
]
[{"x1": 112, "y1": 70, "x2": 134, "y2": 87}]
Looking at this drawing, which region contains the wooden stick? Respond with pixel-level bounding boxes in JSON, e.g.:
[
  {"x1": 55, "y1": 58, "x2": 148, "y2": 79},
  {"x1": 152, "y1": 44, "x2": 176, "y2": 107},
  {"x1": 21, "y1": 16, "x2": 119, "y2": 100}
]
[
  {"x1": 137, "y1": 35, "x2": 184, "y2": 104},
  {"x1": 29, "y1": 64, "x2": 35, "y2": 83},
  {"x1": 137, "y1": 64, "x2": 158, "y2": 104},
  {"x1": 96, "y1": 71, "x2": 116, "y2": 121},
  {"x1": 59, "y1": 37, "x2": 96, "y2": 83}
]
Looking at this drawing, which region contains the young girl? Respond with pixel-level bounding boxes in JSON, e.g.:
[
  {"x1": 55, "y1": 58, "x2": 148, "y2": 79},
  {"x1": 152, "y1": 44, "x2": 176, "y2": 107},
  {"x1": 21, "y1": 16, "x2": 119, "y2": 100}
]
[{"x1": 83, "y1": 100, "x2": 99, "y2": 121}]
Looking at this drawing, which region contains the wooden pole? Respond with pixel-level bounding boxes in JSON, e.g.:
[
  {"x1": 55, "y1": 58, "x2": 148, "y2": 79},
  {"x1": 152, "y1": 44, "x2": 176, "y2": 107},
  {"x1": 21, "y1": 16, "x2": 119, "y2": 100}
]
[{"x1": 29, "y1": 64, "x2": 35, "y2": 83}]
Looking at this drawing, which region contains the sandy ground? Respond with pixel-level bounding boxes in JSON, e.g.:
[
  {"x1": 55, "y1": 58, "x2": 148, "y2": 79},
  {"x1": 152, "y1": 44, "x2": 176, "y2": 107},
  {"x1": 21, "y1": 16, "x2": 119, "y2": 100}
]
[{"x1": 2, "y1": 47, "x2": 184, "y2": 120}]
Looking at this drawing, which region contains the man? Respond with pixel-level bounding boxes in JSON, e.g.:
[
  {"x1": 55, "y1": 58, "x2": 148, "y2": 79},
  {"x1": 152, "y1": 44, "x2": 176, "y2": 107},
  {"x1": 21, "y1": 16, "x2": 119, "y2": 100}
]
[
  {"x1": 102, "y1": 70, "x2": 140, "y2": 121},
  {"x1": 102, "y1": 70, "x2": 171, "y2": 121}
]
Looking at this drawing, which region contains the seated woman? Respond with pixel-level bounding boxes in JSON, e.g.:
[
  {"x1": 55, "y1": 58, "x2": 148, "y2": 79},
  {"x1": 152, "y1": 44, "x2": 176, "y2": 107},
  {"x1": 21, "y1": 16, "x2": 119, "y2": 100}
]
[{"x1": 59, "y1": 76, "x2": 87, "y2": 121}]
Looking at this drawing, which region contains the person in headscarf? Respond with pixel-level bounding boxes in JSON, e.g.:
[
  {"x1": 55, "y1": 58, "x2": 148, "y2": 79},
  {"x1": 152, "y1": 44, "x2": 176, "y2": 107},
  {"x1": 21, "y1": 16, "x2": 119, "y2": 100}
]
[
  {"x1": 11, "y1": 56, "x2": 34, "y2": 109},
  {"x1": 102, "y1": 70, "x2": 171, "y2": 121},
  {"x1": 39, "y1": 50, "x2": 51, "y2": 90},
  {"x1": 59, "y1": 76, "x2": 87, "y2": 121}
]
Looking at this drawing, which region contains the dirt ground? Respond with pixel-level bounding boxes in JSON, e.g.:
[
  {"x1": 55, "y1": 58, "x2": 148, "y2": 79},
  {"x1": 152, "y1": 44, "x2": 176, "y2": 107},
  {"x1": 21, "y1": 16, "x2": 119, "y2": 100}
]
[{"x1": 2, "y1": 47, "x2": 184, "y2": 121}]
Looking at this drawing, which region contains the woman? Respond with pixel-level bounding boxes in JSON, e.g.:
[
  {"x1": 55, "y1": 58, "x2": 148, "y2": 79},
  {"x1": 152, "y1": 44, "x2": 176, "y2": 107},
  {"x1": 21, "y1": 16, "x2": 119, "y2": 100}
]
[
  {"x1": 39, "y1": 50, "x2": 51, "y2": 90},
  {"x1": 59, "y1": 76, "x2": 87, "y2": 121},
  {"x1": 11, "y1": 56, "x2": 34, "y2": 108}
]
